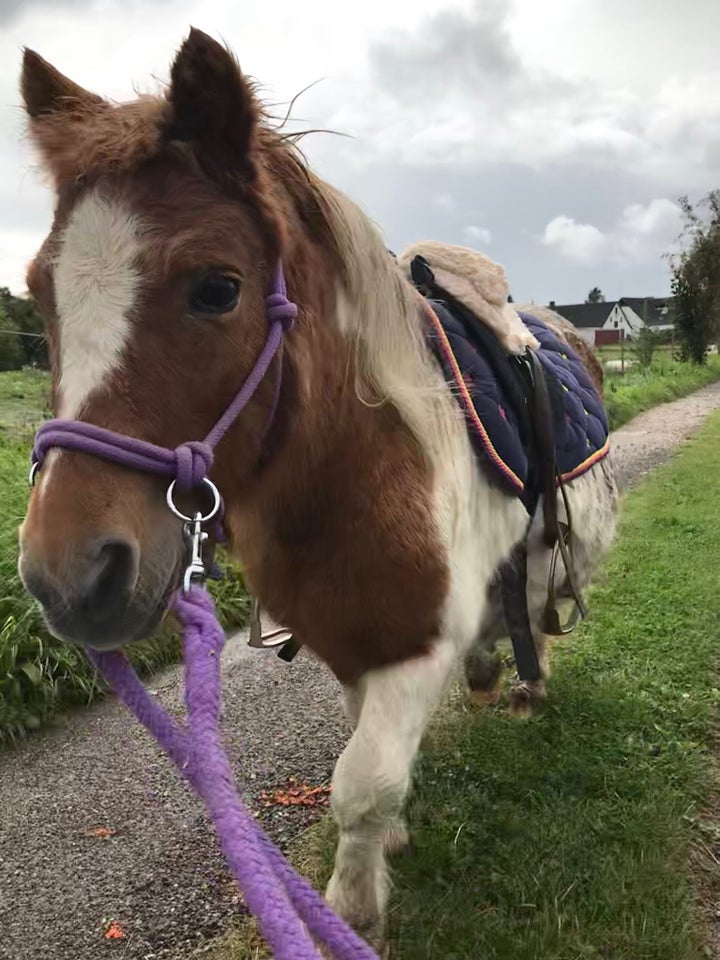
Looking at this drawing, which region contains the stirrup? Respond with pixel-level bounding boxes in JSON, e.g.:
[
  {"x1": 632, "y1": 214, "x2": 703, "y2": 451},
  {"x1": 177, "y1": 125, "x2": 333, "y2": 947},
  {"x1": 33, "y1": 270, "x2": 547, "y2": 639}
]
[
  {"x1": 542, "y1": 522, "x2": 587, "y2": 636},
  {"x1": 248, "y1": 597, "x2": 294, "y2": 649},
  {"x1": 543, "y1": 598, "x2": 583, "y2": 636}
]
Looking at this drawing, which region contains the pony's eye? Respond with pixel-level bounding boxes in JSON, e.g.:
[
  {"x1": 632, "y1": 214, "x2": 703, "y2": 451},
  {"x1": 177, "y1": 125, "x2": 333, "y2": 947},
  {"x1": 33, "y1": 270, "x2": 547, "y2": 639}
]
[{"x1": 188, "y1": 271, "x2": 241, "y2": 315}]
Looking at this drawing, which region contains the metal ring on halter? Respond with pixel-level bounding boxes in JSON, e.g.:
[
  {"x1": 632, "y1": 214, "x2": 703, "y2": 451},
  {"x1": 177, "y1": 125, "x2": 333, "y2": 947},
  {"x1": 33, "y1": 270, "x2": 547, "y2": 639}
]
[
  {"x1": 165, "y1": 477, "x2": 221, "y2": 525},
  {"x1": 29, "y1": 461, "x2": 40, "y2": 486}
]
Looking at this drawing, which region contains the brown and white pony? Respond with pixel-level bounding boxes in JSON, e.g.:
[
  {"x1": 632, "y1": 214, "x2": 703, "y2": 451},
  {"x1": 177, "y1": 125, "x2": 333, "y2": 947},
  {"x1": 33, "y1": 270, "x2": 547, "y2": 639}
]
[{"x1": 17, "y1": 30, "x2": 618, "y2": 948}]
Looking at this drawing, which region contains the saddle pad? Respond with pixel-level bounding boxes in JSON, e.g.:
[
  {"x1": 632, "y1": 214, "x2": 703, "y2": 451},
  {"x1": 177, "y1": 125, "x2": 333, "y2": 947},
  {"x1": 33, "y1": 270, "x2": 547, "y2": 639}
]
[{"x1": 424, "y1": 301, "x2": 609, "y2": 508}]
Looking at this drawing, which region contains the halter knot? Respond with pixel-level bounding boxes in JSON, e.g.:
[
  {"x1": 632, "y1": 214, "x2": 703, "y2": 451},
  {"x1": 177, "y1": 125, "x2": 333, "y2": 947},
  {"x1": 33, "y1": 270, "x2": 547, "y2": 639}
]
[
  {"x1": 174, "y1": 441, "x2": 214, "y2": 492},
  {"x1": 266, "y1": 292, "x2": 298, "y2": 332}
]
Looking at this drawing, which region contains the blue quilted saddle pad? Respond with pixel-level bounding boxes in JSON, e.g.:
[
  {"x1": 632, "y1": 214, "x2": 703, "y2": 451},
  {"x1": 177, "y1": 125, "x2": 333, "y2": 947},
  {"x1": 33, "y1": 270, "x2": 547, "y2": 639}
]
[{"x1": 424, "y1": 300, "x2": 609, "y2": 508}]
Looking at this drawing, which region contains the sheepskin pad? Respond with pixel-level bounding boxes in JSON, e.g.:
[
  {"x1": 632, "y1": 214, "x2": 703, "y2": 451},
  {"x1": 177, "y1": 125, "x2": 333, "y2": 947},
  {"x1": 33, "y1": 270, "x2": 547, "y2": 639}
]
[{"x1": 398, "y1": 240, "x2": 540, "y2": 355}]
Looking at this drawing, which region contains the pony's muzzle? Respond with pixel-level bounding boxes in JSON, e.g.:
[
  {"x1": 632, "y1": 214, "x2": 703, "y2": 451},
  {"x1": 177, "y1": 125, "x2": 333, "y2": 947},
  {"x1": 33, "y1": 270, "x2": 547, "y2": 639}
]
[{"x1": 20, "y1": 536, "x2": 146, "y2": 647}]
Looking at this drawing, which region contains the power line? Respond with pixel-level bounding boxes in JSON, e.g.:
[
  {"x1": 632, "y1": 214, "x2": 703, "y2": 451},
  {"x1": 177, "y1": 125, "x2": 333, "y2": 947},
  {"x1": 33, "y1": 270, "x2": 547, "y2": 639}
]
[{"x1": 0, "y1": 330, "x2": 46, "y2": 339}]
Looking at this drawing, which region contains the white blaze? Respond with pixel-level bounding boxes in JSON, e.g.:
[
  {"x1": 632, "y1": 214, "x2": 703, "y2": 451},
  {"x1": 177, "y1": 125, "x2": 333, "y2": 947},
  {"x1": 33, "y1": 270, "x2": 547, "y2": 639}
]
[{"x1": 54, "y1": 191, "x2": 143, "y2": 418}]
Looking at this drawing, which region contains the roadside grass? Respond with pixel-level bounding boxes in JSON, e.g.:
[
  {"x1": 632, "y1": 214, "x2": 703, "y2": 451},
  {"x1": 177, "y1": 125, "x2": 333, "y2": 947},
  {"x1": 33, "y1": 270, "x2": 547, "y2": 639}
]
[
  {"x1": 605, "y1": 353, "x2": 720, "y2": 429},
  {"x1": 0, "y1": 371, "x2": 250, "y2": 744},
  {"x1": 205, "y1": 412, "x2": 720, "y2": 960}
]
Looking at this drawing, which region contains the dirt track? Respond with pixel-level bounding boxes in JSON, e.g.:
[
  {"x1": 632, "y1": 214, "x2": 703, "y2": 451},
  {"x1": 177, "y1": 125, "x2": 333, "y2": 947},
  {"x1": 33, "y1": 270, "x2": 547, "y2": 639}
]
[{"x1": 2, "y1": 381, "x2": 720, "y2": 960}]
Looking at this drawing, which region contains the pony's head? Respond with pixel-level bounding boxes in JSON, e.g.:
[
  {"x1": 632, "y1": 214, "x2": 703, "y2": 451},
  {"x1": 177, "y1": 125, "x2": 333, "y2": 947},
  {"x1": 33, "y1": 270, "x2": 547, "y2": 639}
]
[{"x1": 18, "y1": 29, "x2": 327, "y2": 648}]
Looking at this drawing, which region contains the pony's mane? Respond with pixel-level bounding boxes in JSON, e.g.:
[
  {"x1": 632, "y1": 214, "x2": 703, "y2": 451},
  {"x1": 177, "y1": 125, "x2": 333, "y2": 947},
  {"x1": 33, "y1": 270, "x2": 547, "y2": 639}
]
[
  {"x1": 261, "y1": 137, "x2": 466, "y2": 479},
  {"x1": 307, "y1": 180, "x2": 468, "y2": 480}
]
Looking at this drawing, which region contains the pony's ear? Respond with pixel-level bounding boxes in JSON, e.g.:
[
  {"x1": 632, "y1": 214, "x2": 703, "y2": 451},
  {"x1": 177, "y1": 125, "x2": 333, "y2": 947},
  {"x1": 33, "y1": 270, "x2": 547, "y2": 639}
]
[
  {"x1": 166, "y1": 28, "x2": 260, "y2": 181},
  {"x1": 21, "y1": 48, "x2": 102, "y2": 118}
]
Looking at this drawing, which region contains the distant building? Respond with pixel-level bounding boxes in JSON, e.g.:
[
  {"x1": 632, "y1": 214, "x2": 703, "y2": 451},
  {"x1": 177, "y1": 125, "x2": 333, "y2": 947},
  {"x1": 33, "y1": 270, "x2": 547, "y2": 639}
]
[
  {"x1": 547, "y1": 300, "x2": 613, "y2": 345},
  {"x1": 547, "y1": 297, "x2": 673, "y2": 345},
  {"x1": 604, "y1": 298, "x2": 673, "y2": 339}
]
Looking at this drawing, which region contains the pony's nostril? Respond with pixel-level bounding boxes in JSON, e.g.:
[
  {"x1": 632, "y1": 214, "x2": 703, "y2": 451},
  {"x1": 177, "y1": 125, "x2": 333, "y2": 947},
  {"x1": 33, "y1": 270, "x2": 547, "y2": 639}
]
[{"x1": 83, "y1": 539, "x2": 136, "y2": 623}]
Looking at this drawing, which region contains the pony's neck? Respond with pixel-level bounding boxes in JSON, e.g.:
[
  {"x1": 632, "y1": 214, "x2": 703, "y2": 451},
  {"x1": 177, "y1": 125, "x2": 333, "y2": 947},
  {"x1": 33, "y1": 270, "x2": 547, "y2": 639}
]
[{"x1": 223, "y1": 256, "x2": 448, "y2": 677}]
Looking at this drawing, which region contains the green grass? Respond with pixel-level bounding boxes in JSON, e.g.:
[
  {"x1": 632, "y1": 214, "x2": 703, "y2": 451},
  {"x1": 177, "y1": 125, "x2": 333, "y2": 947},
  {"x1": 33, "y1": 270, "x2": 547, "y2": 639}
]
[
  {"x1": 205, "y1": 412, "x2": 720, "y2": 960},
  {"x1": 0, "y1": 367, "x2": 51, "y2": 442},
  {"x1": 0, "y1": 371, "x2": 250, "y2": 744},
  {"x1": 605, "y1": 353, "x2": 720, "y2": 429}
]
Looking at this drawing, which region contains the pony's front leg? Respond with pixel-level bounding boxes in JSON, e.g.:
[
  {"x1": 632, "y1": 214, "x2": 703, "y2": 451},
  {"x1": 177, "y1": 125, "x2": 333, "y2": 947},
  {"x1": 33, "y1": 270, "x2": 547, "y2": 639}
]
[
  {"x1": 326, "y1": 640, "x2": 456, "y2": 948},
  {"x1": 340, "y1": 680, "x2": 408, "y2": 853}
]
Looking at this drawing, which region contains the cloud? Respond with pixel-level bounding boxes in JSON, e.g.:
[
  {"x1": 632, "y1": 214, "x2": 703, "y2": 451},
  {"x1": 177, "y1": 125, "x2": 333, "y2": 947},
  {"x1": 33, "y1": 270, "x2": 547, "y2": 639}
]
[
  {"x1": 432, "y1": 192, "x2": 457, "y2": 213},
  {"x1": 370, "y1": 0, "x2": 519, "y2": 96},
  {"x1": 463, "y1": 225, "x2": 492, "y2": 246},
  {"x1": 542, "y1": 216, "x2": 606, "y2": 264},
  {"x1": 614, "y1": 198, "x2": 684, "y2": 260},
  {"x1": 0, "y1": 0, "x2": 82, "y2": 25},
  {"x1": 323, "y1": 0, "x2": 720, "y2": 189},
  {"x1": 0, "y1": 229, "x2": 47, "y2": 292},
  {"x1": 0, "y1": 0, "x2": 713, "y2": 307},
  {"x1": 0, "y1": 0, "x2": 178, "y2": 27},
  {"x1": 542, "y1": 198, "x2": 684, "y2": 265}
]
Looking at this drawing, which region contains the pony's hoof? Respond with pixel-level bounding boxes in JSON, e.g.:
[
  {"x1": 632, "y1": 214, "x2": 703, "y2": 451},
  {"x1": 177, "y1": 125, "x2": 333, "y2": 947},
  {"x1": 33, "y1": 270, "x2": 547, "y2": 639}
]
[
  {"x1": 325, "y1": 878, "x2": 385, "y2": 953},
  {"x1": 508, "y1": 679, "x2": 546, "y2": 718}
]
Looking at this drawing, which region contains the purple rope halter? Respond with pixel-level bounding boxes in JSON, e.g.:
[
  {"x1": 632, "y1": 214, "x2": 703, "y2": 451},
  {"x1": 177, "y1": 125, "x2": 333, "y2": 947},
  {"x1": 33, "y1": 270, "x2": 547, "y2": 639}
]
[{"x1": 29, "y1": 262, "x2": 380, "y2": 960}]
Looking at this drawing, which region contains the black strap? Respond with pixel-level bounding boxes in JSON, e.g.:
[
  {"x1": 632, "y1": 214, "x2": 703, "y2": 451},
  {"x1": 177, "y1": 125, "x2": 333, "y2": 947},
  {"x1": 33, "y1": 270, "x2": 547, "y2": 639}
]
[
  {"x1": 524, "y1": 350, "x2": 560, "y2": 548},
  {"x1": 277, "y1": 636, "x2": 303, "y2": 662},
  {"x1": 499, "y1": 545, "x2": 542, "y2": 683}
]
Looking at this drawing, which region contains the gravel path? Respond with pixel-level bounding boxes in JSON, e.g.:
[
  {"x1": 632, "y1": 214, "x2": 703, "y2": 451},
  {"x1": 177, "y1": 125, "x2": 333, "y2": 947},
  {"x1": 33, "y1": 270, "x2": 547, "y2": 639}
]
[
  {"x1": 610, "y1": 380, "x2": 720, "y2": 489},
  {"x1": 3, "y1": 381, "x2": 720, "y2": 960}
]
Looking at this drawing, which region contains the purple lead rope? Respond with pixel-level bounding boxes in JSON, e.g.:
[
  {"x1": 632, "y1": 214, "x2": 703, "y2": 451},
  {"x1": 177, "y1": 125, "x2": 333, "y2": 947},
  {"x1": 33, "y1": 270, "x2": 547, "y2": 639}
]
[
  {"x1": 31, "y1": 262, "x2": 380, "y2": 960},
  {"x1": 90, "y1": 590, "x2": 378, "y2": 960}
]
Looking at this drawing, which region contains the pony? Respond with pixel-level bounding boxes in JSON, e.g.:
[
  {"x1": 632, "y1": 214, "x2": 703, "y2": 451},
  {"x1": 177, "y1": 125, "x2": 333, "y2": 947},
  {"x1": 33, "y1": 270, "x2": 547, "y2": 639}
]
[{"x1": 17, "y1": 29, "x2": 618, "y2": 949}]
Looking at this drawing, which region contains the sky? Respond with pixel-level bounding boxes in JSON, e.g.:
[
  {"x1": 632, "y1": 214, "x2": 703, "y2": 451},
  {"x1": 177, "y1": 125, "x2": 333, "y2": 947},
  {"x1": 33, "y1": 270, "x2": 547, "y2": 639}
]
[{"x1": 1, "y1": 0, "x2": 719, "y2": 305}]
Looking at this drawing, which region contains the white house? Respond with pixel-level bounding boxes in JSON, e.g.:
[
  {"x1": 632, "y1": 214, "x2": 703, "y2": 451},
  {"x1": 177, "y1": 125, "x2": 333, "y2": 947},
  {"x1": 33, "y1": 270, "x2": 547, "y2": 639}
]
[
  {"x1": 602, "y1": 298, "x2": 673, "y2": 338},
  {"x1": 548, "y1": 297, "x2": 673, "y2": 345}
]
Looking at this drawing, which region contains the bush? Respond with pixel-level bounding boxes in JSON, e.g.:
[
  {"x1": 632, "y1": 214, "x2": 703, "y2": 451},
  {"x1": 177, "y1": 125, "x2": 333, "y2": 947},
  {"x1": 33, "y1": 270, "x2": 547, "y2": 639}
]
[
  {"x1": 668, "y1": 192, "x2": 720, "y2": 364},
  {"x1": 631, "y1": 325, "x2": 660, "y2": 368},
  {"x1": 0, "y1": 309, "x2": 22, "y2": 371},
  {"x1": 604, "y1": 354, "x2": 720, "y2": 430},
  {"x1": 0, "y1": 288, "x2": 48, "y2": 369}
]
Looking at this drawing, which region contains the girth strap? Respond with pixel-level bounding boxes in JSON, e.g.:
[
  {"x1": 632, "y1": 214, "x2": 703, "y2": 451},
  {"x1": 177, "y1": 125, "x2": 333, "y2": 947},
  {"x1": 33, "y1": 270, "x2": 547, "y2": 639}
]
[{"x1": 499, "y1": 545, "x2": 541, "y2": 683}]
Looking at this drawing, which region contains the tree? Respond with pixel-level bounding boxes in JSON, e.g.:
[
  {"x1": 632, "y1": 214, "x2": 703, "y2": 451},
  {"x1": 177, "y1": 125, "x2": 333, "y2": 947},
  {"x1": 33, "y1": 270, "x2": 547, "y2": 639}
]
[
  {"x1": 585, "y1": 287, "x2": 605, "y2": 303},
  {"x1": 668, "y1": 191, "x2": 720, "y2": 364},
  {"x1": 0, "y1": 305, "x2": 23, "y2": 371},
  {"x1": 631, "y1": 323, "x2": 659, "y2": 368},
  {"x1": 0, "y1": 287, "x2": 48, "y2": 368}
]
